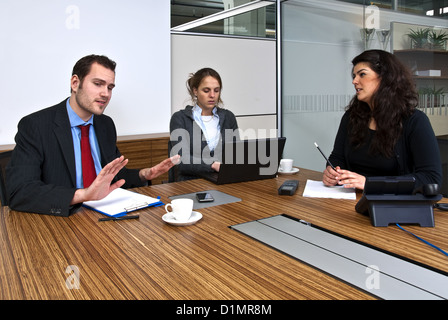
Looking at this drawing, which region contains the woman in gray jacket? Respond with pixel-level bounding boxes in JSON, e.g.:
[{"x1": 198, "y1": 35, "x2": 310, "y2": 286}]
[{"x1": 169, "y1": 68, "x2": 239, "y2": 181}]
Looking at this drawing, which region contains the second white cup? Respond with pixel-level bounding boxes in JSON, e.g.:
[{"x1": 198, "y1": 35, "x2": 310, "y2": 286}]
[
  {"x1": 165, "y1": 198, "x2": 194, "y2": 222},
  {"x1": 279, "y1": 159, "x2": 293, "y2": 172}
]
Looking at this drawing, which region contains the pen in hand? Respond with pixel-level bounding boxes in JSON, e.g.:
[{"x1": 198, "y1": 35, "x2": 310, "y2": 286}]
[{"x1": 314, "y1": 142, "x2": 336, "y2": 171}]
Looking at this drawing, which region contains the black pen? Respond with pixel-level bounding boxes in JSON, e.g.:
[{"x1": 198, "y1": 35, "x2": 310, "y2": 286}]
[
  {"x1": 314, "y1": 142, "x2": 336, "y2": 171},
  {"x1": 98, "y1": 215, "x2": 139, "y2": 222}
]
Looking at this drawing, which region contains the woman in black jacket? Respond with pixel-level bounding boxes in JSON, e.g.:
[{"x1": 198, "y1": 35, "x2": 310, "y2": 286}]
[{"x1": 323, "y1": 50, "x2": 442, "y2": 191}]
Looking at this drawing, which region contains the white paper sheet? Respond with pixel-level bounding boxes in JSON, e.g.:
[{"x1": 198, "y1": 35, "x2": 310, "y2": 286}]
[{"x1": 302, "y1": 179, "x2": 356, "y2": 200}]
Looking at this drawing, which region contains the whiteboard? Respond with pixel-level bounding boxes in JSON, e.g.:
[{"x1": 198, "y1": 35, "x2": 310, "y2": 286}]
[{"x1": 0, "y1": 0, "x2": 171, "y2": 145}]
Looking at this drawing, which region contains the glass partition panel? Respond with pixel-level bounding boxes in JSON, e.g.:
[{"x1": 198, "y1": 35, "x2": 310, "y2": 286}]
[
  {"x1": 171, "y1": 0, "x2": 276, "y2": 38},
  {"x1": 172, "y1": 0, "x2": 224, "y2": 28},
  {"x1": 281, "y1": 1, "x2": 362, "y2": 172},
  {"x1": 392, "y1": 21, "x2": 448, "y2": 116},
  {"x1": 172, "y1": 0, "x2": 256, "y2": 28},
  {"x1": 282, "y1": 0, "x2": 448, "y2": 172},
  {"x1": 339, "y1": 0, "x2": 448, "y2": 18},
  {"x1": 187, "y1": 6, "x2": 276, "y2": 37}
]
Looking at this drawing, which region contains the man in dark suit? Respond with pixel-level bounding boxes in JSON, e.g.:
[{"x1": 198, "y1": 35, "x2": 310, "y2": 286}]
[{"x1": 6, "y1": 55, "x2": 178, "y2": 216}]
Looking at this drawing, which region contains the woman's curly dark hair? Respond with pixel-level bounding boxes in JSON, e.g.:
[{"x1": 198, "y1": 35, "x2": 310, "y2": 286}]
[{"x1": 347, "y1": 50, "x2": 418, "y2": 158}]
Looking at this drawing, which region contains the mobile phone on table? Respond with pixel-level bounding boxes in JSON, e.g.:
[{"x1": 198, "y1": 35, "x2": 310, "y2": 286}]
[{"x1": 196, "y1": 192, "x2": 214, "y2": 202}]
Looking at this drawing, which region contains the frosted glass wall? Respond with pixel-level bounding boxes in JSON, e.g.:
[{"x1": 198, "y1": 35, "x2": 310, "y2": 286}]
[
  {"x1": 281, "y1": 0, "x2": 363, "y2": 172},
  {"x1": 281, "y1": 0, "x2": 448, "y2": 172}
]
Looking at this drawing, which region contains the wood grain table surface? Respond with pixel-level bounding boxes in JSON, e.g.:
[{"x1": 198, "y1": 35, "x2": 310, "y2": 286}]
[{"x1": 1, "y1": 168, "x2": 447, "y2": 300}]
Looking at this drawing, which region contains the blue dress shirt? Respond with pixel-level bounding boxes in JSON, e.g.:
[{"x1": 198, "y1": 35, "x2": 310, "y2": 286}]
[{"x1": 66, "y1": 99, "x2": 102, "y2": 188}]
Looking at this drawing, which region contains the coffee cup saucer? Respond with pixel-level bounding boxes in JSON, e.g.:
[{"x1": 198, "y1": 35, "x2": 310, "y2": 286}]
[
  {"x1": 278, "y1": 167, "x2": 299, "y2": 175},
  {"x1": 162, "y1": 211, "x2": 202, "y2": 226}
]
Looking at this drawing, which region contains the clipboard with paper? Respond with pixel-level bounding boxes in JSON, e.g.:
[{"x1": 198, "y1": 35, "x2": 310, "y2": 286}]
[{"x1": 83, "y1": 188, "x2": 163, "y2": 217}]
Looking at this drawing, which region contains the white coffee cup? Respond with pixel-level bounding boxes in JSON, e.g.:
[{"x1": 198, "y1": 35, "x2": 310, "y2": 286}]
[
  {"x1": 279, "y1": 159, "x2": 293, "y2": 172},
  {"x1": 165, "y1": 198, "x2": 194, "y2": 222}
]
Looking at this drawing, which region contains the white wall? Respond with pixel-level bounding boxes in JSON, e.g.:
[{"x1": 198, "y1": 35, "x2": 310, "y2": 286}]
[
  {"x1": 171, "y1": 33, "x2": 278, "y2": 137},
  {"x1": 0, "y1": 0, "x2": 171, "y2": 145}
]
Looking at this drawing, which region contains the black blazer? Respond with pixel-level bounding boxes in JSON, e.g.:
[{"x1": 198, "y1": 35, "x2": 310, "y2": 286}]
[
  {"x1": 6, "y1": 99, "x2": 144, "y2": 216},
  {"x1": 328, "y1": 109, "x2": 442, "y2": 190}
]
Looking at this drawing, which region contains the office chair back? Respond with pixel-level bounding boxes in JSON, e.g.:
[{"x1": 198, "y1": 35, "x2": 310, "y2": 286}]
[{"x1": 0, "y1": 150, "x2": 12, "y2": 206}]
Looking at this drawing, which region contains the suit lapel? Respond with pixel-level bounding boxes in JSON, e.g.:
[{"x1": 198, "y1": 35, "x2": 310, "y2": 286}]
[
  {"x1": 53, "y1": 101, "x2": 76, "y2": 186},
  {"x1": 94, "y1": 116, "x2": 112, "y2": 167}
]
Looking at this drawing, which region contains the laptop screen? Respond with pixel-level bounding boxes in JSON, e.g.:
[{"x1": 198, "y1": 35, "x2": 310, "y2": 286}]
[{"x1": 201, "y1": 137, "x2": 286, "y2": 184}]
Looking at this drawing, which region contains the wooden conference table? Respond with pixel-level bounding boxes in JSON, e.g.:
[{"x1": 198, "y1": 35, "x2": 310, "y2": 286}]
[{"x1": 1, "y1": 168, "x2": 447, "y2": 300}]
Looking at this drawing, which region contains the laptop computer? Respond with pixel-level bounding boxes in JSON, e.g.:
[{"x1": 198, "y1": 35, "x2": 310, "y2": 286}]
[{"x1": 199, "y1": 137, "x2": 286, "y2": 185}]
